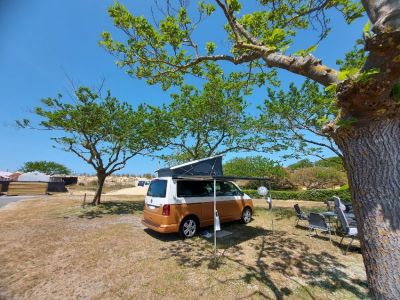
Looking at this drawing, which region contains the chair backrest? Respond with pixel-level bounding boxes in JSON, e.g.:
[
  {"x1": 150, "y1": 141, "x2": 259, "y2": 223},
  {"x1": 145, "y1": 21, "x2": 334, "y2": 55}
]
[
  {"x1": 294, "y1": 204, "x2": 302, "y2": 217},
  {"x1": 308, "y1": 213, "x2": 329, "y2": 230},
  {"x1": 336, "y1": 206, "x2": 349, "y2": 233},
  {"x1": 333, "y1": 196, "x2": 346, "y2": 211},
  {"x1": 325, "y1": 200, "x2": 335, "y2": 211}
]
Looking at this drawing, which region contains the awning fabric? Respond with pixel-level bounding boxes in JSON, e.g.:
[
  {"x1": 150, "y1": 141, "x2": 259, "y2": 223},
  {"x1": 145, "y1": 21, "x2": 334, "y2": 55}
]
[{"x1": 157, "y1": 155, "x2": 223, "y2": 177}]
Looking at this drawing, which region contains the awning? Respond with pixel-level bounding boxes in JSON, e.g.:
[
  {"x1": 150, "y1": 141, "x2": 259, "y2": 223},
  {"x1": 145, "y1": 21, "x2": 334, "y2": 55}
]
[
  {"x1": 171, "y1": 175, "x2": 271, "y2": 181},
  {"x1": 157, "y1": 155, "x2": 223, "y2": 177}
]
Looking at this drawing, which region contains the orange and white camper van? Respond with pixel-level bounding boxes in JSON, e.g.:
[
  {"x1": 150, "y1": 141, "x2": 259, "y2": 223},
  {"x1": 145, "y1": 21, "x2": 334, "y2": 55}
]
[{"x1": 141, "y1": 177, "x2": 254, "y2": 238}]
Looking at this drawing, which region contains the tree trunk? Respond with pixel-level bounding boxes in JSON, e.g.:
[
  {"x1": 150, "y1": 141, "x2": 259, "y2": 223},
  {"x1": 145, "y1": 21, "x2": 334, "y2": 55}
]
[
  {"x1": 92, "y1": 172, "x2": 106, "y2": 206},
  {"x1": 334, "y1": 118, "x2": 400, "y2": 299}
]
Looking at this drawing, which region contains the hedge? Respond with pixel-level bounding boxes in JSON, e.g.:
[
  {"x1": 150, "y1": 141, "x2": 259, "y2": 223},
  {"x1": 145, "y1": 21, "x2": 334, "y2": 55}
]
[{"x1": 243, "y1": 188, "x2": 351, "y2": 202}]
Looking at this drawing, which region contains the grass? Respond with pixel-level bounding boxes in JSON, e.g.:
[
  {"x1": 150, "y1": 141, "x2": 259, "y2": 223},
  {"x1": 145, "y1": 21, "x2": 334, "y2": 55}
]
[{"x1": 0, "y1": 196, "x2": 369, "y2": 299}]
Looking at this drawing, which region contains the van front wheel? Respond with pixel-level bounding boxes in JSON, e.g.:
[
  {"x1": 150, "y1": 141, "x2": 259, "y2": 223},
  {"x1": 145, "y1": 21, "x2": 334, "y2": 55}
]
[
  {"x1": 241, "y1": 207, "x2": 252, "y2": 224},
  {"x1": 179, "y1": 217, "x2": 197, "y2": 238}
]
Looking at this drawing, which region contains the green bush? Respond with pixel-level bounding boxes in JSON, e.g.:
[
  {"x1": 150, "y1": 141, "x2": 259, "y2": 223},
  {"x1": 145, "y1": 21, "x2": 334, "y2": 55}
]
[{"x1": 243, "y1": 188, "x2": 351, "y2": 202}]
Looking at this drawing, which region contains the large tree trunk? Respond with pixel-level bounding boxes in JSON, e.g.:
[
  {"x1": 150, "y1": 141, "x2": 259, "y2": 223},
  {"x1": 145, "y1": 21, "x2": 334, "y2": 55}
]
[
  {"x1": 334, "y1": 118, "x2": 400, "y2": 299},
  {"x1": 92, "y1": 172, "x2": 106, "y2": 206}
]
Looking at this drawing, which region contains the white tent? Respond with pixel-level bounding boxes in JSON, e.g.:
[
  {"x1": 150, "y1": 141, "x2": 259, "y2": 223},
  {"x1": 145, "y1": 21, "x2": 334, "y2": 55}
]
[
  {"x1": 18, "y1": 171, "x2": 50, "y2": 182},
  {"x1": 0, "y1": 171, "x2": 12, "y2": 181}
]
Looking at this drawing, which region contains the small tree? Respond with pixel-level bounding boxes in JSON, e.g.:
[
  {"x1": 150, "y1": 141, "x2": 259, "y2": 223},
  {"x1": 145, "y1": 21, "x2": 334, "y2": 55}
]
[
  {"x1": 289, "y1": 166, "x2": 347, "y2": 190},
  {"x1": 287, "y1": 159, "x2": 314, "y2": 170},
  {"x1": 20, "y1": 161, "x2": 71, "y2": 175},
  {"x1": 314, "y1": 156, "x2": 345, "y2": 172},
  {"x1": 223, "y1": 156, "x2": 288, "y2": 189},
  {"x1": 18, "y1": 87, "x2": 167, "y2": 205}
]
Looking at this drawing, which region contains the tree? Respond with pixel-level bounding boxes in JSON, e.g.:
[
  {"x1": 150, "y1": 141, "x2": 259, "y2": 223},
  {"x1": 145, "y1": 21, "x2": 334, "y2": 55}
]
[
  {"x1": 18, "y1": 87, "x2": 167, "y2": 205},
  {"x1": 101, "y1": 1, "x2": 400, "y2": 297},
  {"x1": 223, "y1": 156, "x2": 289, "y2": 189},
  {"x1": 20, "y1": 161, "x2": 71, "y2": 175},
  {"x1": 314, "y1": 156, "x2": 345, "y2": 171},
  {"x1": 287, "y1": 159, "x2": 314, "y2": 170},
  {"x1": 289, "y1": 166, "x2": 347, "y2": 189},
  {"x1": 258, "y1": 80, "x2": 342, "y2": 160},
  {"x1": 162, "y1": 69, "x2": 263, "y2": 163},
  {"x1": 288, "y1": 156, "x2": 345, "y2": 171}
]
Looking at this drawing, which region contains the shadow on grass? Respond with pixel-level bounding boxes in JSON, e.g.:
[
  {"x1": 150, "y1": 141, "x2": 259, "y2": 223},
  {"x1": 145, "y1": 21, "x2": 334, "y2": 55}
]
[
  {"x1": 156, "y1": 222, "x2": 271, "y2": 268},
  {"x1": 143, "y1": 228, "x2": 182, "y2": 242},
  {"x1": 255, "y1": 206, "x2": 324, "y2": 222},
  {"x1": 77, "y1": 200, "x2": 144, "y2": 219},
  {"x1": 159, "y1": 222, "x2": 368, "y2": 299}
]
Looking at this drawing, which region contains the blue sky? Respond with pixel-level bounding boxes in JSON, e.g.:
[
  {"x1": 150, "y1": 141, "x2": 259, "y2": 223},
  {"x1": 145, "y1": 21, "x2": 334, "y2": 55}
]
[{"x1": 0, "y1": 0, "x2": 366, "y2": 175}]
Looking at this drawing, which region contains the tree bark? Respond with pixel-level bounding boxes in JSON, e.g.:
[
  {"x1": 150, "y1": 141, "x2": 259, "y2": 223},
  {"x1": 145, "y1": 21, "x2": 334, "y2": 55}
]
[
  {"x1": 92, "y1": 171, "x2": 106, "y2": 206},
  {"x1": 334, "y1": 118, "x2": 400, "y2": 299},
  {"x1": 361, "y1": 0, "x2": 400, "y2": 33}
]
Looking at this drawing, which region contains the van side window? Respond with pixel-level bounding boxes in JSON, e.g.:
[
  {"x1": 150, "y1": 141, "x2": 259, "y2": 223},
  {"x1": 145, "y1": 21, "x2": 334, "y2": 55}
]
[
  {"x1": 217, "y1": 181, "x2": 241, "y2": 196},
  {"x1": 177, "y1": 180, "x2": 242, "y2": 197},
  {"x1": 177, "y1": 180, "x2": 213, "y2": 197},
  {"x1": 147, "y1": 180, "x2": 167, "y2": 197}
]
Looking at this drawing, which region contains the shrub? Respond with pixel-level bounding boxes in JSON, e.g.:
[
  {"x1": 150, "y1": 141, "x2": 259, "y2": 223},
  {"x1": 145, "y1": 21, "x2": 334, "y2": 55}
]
[
  {"x1": 243, "y1": 188, "x2": 351, "y2": 202},
  {"x1": 223, "y1": 156, "x2": 291, "y2": 189},
  {"x1": 288, "y1": 166, "x2": 347, "y2": 189}
]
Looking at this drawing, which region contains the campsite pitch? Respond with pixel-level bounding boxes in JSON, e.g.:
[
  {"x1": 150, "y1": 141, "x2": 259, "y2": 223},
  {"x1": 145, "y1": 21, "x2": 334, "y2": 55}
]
[{"x1": 0, "y1": 195, "x2": 368, "y2": 299}]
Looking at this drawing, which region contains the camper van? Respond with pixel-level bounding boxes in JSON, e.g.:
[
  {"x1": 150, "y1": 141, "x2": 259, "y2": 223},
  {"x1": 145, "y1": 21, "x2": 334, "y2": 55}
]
[
  {"x1": 141, "y1": 156, "x2": 254, "y2": 238},
  {"x1": 142, "y1": 177, "x2": 253, "y2": 238}
]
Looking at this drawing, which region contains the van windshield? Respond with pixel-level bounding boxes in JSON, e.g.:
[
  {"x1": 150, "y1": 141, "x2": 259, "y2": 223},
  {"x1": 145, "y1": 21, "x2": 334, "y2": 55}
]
[{"x1": 147, "y1": 180, "x2": 167, "y2": 197}]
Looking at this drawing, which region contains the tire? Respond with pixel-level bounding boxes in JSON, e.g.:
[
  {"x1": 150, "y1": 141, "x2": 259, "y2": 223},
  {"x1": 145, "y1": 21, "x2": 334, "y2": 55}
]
[
  {"x1": 179, "y1": 216, "x2": 198, "y2": 238},
  {"x1": 241, "y1": 207, "x2": 252, "y2": 224}
]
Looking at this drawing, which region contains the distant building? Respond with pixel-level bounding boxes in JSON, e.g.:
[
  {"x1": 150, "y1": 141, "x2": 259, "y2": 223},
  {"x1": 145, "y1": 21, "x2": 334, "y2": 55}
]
[
  {"x1": 18, "y1": 171, "x2": 50, "y2": 182},
  {"x1": 0, "y1": 171, "x2": 11, "y2": 181}
]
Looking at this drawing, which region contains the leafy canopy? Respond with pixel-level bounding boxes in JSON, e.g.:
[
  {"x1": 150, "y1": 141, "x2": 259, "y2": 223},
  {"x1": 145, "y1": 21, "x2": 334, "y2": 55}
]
[
  {"x1": 161, "y1": 67, "x2": 263, "y2": 163},
  {"x1": 100, "y1": 0, "x2": 363, "y2": 89},
  {"x1": 223, "y1": 156, "x2": 286, "y2": 179},
  {"x1": 20, "y1": 161, "x2": 71, "y2": 175},
  {"x1": 288, "y1": 166, "x2": 347, "y2": 189},
  {"x1": 18, "y1": 87, "x2": 168, "y2": 176},
  {"x1": 287, "y1": 159, "x2": 314, "y2": 170},
  {"x1": 258, "y1": 79, "x2": 341, "y2": 160},
  {"x1": 314, "y1": 156, "x2": 345, "y2": 171}
]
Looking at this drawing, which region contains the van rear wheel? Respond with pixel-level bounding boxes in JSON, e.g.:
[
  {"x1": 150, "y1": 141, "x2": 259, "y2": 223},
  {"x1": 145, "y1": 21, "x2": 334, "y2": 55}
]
[
  {"x1": 179, "y1": 217, "x2": 197, "y2": 238},
  {"x1": 241, "y1": 207, "x2": 252, "y2": 224}
]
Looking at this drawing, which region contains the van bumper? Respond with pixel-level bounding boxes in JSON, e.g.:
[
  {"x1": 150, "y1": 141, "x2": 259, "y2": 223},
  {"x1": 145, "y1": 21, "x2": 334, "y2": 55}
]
[{"x1": 141, "y1": 218, "x2": 179, "y2": 233}]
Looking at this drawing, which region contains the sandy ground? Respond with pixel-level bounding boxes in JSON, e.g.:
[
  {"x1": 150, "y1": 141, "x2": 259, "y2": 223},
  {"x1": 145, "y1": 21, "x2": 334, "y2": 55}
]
[
  {"x1": 106, "y1": 186, "x2": 149, "y2": 196},
  {"x1": 0, "y1": 195, "x2": 368, "y2": 299}
]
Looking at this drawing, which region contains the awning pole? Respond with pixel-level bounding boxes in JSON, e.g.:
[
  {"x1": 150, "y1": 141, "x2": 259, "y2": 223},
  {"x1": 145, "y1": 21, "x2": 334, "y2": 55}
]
[{"x1": 213, "y1": 178, "x2": 217, "y2": 256}]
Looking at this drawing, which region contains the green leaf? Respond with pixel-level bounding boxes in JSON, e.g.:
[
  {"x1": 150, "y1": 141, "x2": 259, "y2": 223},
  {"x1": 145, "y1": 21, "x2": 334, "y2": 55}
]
[
  {"x1": 337, "y1": 67, "x2": 359, "y2": 81},
  {"x1": 324, "y1": 83, "x2": 337, "y2": 93},
  {"x1": 206, "y1": 42, "x2": 216, "y2": 54},
  {"x1": 393, "y1": 83, "x2": 400, "y2": 102},
  {"x1": 355, "y1": 68, "x2": 380, "y2": 83},
  {"x1": 198, "y1": 1, "x2": 215, "y2": 15},
  {"x1": 294, "y1": 44, "x2": 318, "y2": 56},
  {"x1": 363, "y1": 21, "x2": 371, "y2": 34},
  {"x1": 227, "y1": 0, "x2": 241, "y2": 12}
]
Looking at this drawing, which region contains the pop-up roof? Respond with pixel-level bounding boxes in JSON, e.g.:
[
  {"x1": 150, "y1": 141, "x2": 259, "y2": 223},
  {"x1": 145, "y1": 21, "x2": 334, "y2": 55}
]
[{"x1": 157, "y1": 155, "x2": 223, "y2": 178}]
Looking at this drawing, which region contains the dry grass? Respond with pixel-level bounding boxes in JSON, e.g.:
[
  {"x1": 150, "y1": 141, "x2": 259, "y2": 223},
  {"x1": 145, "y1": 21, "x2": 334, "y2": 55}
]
[{"x1": 0, "y1": 196, "x2": 368, "y2": 299}]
